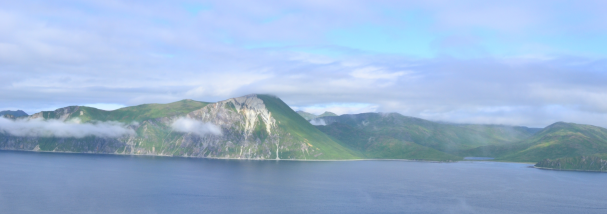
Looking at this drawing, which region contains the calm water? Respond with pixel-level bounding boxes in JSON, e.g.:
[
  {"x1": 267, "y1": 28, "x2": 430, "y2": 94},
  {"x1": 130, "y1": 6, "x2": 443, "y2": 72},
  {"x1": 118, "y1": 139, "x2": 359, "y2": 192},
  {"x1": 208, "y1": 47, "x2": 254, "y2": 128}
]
[{"x1": 1, "y1": 151, "x2": 606, "y2": 214}]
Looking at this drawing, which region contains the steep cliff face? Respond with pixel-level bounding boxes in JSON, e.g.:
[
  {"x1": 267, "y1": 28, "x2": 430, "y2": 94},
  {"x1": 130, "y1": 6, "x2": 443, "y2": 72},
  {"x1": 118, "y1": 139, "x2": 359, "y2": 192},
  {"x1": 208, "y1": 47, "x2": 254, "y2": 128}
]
[{"x1": 0, "y1": 95, "x2": 357, "y2": 160}]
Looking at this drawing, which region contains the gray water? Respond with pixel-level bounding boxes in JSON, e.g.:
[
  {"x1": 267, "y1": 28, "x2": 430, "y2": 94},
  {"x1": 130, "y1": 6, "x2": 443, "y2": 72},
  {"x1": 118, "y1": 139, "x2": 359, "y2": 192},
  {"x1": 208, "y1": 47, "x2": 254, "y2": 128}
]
[{"x1": 1, "y1": 151, "x2": 606, "y2": 214}]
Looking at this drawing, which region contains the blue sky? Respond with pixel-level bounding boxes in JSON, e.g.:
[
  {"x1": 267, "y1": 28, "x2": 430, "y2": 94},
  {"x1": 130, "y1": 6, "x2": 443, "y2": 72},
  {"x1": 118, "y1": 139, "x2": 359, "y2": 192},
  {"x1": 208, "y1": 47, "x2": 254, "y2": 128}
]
[{"x1": 1, "y1": 0, "x2": 607, "y2": 128}]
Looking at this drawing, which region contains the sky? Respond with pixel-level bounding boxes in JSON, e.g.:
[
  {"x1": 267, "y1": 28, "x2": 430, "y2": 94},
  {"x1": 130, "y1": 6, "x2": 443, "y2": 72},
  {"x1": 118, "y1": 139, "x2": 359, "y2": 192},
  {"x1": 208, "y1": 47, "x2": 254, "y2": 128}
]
[{"x1": 1, "y1": 0, "x2": 607, "y2": 128}]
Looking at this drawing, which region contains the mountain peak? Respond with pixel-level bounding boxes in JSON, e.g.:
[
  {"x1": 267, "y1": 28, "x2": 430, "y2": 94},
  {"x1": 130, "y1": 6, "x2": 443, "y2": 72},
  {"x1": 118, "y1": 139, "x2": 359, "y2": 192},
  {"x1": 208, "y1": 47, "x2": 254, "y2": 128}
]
[
  {"x1": 0, "y1": 110, "x2": 29, "y2": 118},
  {"x1": 318, "y1": 111, "x2": 338, "y2": 117}
]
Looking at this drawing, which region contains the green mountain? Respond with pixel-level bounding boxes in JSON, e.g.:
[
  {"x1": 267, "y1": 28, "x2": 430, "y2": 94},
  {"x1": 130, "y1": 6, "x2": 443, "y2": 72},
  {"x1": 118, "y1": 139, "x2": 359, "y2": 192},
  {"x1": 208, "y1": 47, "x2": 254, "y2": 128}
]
[
  {"x1": 314, "y1": 113, "x2": 539, "y2": 161},
  {"x1": 0, "y1": 110, "x2": 28, "y2": 118},
  {"x1": 3, "y1": 95, "x2": 606, "y2": 165},
  {"x1": 0, "y1": 95, "x2": 358, "y2": 160},
  {"x1": 464, "y1": 122, "x2": 607, "y2": 162},
  {"x1": 296, "y1": 111, "x2": 339, "y2": 120}
]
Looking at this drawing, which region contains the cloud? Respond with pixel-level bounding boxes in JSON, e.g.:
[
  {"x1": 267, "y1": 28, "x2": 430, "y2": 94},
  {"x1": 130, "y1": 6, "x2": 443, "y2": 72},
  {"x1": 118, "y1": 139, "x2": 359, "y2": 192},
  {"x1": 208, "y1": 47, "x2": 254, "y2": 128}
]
[
  {"x1": 0, "y1": 118, "x2": 135, "y2": 138},
  {"x1": 294, "y1": 103, "x2": 379, "y2": 115},
  {"x1": 309, "y1": 118, "x2": 327, "y2": 126},
  {"x1": 171, "y1": 117, "x2": 222, "y2": 137},
  {"x1": 1, "y1": 0, "x2": 607, "y2": 129}
]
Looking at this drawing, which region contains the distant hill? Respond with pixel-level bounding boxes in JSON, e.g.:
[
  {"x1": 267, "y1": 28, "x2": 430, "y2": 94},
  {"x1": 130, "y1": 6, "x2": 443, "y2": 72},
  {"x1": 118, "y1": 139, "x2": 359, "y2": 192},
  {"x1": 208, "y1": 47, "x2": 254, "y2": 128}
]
[
  {"x1": 503, "y1": 122, "x2": 607, "y2": 162},
  {"x1": 318, "y1": 111, "x2": 338, "y2": 117},
  {"x1": 462, "y1": 122, "x2": 607, "y2": 162},
  {"x1": 315, "y1": 113, "x2": 540, "y2": 161},
  {"x1": 296, "y1": 111, "x2": 318, "y2": 120},
  {"x1": 0, "y1": 110, "x2": 28, "y2": 118},
  {"x1": 296, "y1": 111, "x2": 338, "y2": 120}
]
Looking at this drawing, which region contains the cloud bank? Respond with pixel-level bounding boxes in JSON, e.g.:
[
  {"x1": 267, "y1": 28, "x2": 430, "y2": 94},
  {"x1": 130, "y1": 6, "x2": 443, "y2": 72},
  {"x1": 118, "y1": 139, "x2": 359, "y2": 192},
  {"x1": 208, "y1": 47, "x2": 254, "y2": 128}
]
[
  {"x1": 171, "y1": 118, "x2": 222, "y2": 137},
  {"x1": 1, "y1": 0, "x2": 607, "y2": 128},
  {"x1": 0, "y1": 118, "x2": 135, "y2": 138},
  {"x1": 309, "y1": 118, "x2": 327, "y2": 126}
]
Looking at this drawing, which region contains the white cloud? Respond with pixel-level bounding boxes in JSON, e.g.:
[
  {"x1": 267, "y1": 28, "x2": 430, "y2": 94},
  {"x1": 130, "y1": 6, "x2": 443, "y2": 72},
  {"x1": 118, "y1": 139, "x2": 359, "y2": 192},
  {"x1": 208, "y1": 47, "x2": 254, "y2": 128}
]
[
  {"x1": 84, "y1": 103, "x2": 126, "y2": 111},
  {"x1": 309, "y1": 118, "x2": 327, "y2": 126},
  {"x1": 171, "y1": 117, "x2": 222, "y2": 137},
  {"x1": 295, "y1": 103, "x2": 379, "y2": 115},
  {"x1": 350, "y1": 67, "x2": 408, "y2": 79},
  {"x1": 0, "y1": 118, "x2": 135, "y2": 138},
  {"x1": 1, "y1": 0, "x2": 607, "y2": 129}
]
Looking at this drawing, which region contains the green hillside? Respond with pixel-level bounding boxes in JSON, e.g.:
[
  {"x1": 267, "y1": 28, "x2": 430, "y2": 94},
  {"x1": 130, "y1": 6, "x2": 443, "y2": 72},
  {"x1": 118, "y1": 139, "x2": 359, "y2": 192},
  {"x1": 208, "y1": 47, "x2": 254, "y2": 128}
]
[
  {"x1": 6, "y1": 94, "x2": 607, "y2": 164},
  {"x1": 317, "y1": 113, "x2": 538, "y2": 153},
  {"x1": 79, "y1": 99, "x2": 211, "y2": 122},
  {"x1": 314, "y1": 113, "x2": 538, "y2": 161},
  {"x1": 32, "y1": 99, "x2": 210, "y2": 123},
  {"x1": 535, "y1": 155, "x2": 607, "y2": 172},
  {"x1": 500, "y1": 122, "x2": 607, "y2": 162},
  {"x1": 463, "y1": 122, "x2": 607, "y2": 162},
  {"x1": 316, "y1": 122, "x2": 458, "y2": 161},
  {"x1": 296, "y1": 111, "x2": 339, "y2": 120},
  {"x1": 257, "y1": 95, "x2": 359, "y2": 159}
]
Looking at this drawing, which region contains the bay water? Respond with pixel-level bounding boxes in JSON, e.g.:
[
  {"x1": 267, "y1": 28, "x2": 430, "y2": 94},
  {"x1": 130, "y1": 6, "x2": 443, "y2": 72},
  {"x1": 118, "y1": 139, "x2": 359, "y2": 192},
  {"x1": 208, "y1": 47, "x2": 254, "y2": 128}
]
[{"x1": 1, "y1": 150, "x2": 606, "y2": 214}]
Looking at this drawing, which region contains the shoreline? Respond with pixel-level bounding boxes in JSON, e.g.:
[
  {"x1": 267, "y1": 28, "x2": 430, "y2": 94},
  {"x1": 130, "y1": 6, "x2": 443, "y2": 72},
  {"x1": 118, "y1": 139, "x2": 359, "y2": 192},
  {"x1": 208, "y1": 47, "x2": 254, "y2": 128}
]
[
  {"x1": 533, "y1": 166, "x2": 607, "y2": 173},
  {"x1": 0, "y1": 149, "x2": 459, "y2": 163},
  {"x1": 0, "y1": 149, "x2": 537, "y2": 165}
]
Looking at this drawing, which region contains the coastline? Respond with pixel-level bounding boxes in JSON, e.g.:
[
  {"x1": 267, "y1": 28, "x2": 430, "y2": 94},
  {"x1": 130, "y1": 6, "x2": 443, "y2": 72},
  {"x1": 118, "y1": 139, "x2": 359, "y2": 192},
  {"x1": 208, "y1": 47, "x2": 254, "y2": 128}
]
[
  {"x1": 533, "y1": 166, "x2": 607, "y2": 173},
  {"x1": 0, "y1": 149, "x2": 549, "y2": 166},
  {"x1": 0, "y1": 148, "x2": 458, "y2": 163}
]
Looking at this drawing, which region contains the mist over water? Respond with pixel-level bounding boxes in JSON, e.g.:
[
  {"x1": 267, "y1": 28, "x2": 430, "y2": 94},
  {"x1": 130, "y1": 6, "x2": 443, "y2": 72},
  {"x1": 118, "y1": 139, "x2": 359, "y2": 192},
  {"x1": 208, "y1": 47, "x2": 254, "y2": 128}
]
[{"x1": 1, "y1": 151, "x2": 606, "y2": 214}]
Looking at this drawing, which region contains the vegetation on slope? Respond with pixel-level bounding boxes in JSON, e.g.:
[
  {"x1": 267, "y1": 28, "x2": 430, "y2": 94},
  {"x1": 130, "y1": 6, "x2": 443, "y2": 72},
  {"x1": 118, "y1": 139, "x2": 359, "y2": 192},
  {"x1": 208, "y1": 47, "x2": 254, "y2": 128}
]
[
  {"x1": 316, "y1": 122, "x2": 459, "y2": 161},
  {"x1": 77, "y1": 99, "x2": 210, "y2": 122},
  {"x1": 257, "y1": 95, "x2": 359, "y2": 159},
  {"x1": 296, "y1": 111, "x2": 338, "y2": 120},
  {"x1": 498, "y1": 122, "x2": 607, "y2": 162},
  {"x1": 535, "y1": 155, "x2": 607, "y2": 171},
  {"x1": 9, "y1": 94, "x2": 607, "y2": 165},
  {"x1": 316, "y1": 113, "x2": 539, "y2": 157}
]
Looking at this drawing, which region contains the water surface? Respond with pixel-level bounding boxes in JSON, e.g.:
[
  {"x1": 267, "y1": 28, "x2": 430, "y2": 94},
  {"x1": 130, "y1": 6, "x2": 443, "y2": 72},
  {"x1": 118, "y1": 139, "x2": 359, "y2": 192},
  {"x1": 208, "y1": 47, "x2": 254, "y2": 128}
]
[{"x1": 1, "y1": 151, "x2": 606, "y2": 214}]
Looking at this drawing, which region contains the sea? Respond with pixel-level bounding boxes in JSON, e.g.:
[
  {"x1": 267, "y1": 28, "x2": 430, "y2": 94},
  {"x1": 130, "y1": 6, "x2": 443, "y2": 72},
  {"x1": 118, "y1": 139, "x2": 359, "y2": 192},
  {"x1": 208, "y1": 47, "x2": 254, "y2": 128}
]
[{"x1": 1, "y1": 150, "x2": 606, "y2": 214}]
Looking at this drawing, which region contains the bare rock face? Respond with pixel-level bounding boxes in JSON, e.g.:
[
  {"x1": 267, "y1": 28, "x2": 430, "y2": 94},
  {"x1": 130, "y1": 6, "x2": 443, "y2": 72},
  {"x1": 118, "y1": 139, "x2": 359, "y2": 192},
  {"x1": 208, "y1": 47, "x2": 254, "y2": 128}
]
[
  {"x1": 29, "y1": 106, "x2": 81, "y2": 121},
  {"x1": 0, "y1": 95, "x2": 324, "y2": 160},
  {"x1": 126, "y1": 94, "x2": 320, "y2": 159}
]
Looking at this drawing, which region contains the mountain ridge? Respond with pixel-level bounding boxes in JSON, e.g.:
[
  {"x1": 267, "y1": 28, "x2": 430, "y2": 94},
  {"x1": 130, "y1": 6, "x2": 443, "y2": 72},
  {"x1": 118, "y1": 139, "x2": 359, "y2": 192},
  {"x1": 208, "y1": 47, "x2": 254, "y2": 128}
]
[
  {"x1": 0, "y1": 94, "x2": 358, "y2": 160},
  {"x1": 2, "y1": 95, "x2": 607, "y2": 166}
]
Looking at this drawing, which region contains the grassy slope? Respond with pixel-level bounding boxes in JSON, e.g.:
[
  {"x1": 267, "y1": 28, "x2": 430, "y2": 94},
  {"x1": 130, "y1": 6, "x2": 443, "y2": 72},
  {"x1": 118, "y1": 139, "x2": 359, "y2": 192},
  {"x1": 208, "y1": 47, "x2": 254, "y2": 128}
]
[
  {"x1": 498, "y1": 122, "x2": 607, "y2": 162},
  {"x1": 535, "y1": 155, "x2": 607, "y2": 171},
  {"x1": 257, "y1": 95, "x2": 359, "y2": 159},
  {"x1": 25, "y1": 100, "x2": 209, "y2": 154},
  {"x1": 317, "y1": 113, "x2": 539, "y2": 154},
  {"x1": 315, "y1": 122, "x2": 459, "y2": 161},
  {"x1": 77, "y1": 99, "x2": 210, "y2": 122}
]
